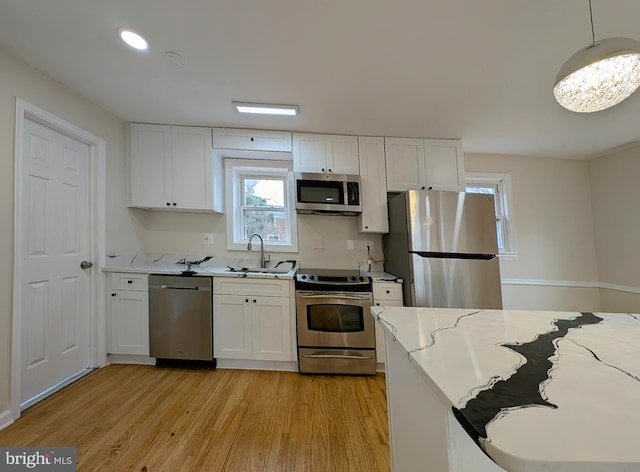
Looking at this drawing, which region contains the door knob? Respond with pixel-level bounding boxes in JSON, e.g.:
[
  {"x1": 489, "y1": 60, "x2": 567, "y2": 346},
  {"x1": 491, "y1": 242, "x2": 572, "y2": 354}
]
[{"x1": 80, "y1": 261, "x2": 93, "y2": 269}]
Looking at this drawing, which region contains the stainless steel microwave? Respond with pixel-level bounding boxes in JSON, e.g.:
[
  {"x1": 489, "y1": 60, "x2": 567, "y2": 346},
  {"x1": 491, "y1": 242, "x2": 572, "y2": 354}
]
[{"x1": 295, "y1": 173, "x2": 361, "y2": 215}]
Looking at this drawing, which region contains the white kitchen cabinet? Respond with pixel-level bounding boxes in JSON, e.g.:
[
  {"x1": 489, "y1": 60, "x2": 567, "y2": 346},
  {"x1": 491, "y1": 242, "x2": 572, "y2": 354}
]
[
  {"x1": 213, "y1": 278, "x2": 292, "y2": 362},
  {"x1": 213, "y1": 294, "x2": 253, "y2": 359},
  {"x1": 213, "y1": 128, "x2": 292, "y2": 152},
  {"x1": 357, "y1": 137, "x2": 388, "y2": 233},
  {"x1": 385, "y1": 137, "x2": 464, "y2": 192},
  {"x1": 293, "y1": 133, "x2": 359, "y2": 174},
  {"x1": 128, "y1": 123, "x2": 222, "y2": 212},
  {"x1": 108, "y1": 272, "x2": 149, "y2": 356},
  {"x1": 372, "y1": 280, "x2": 404, "y2": 367}
]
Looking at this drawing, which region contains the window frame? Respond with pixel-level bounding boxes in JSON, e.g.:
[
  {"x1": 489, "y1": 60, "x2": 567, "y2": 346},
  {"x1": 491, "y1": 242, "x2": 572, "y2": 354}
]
[
  {"x1": 465, "y1": 172, "x2": 517, "y2": 259},
  {"x1": 225, "y1": 158, "x2": 298, "y2": 252}
]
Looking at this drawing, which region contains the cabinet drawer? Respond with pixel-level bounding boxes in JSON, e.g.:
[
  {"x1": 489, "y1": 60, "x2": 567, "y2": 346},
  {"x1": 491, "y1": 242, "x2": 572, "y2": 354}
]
[
  {"x1": 214, "y1": 277, "x2": 291, "y2": 297},
  {"x1": 110, "y1": 272, "x2": 148, "y2": 291},
  {"x1": 213, "y1": 128, "x2": 292, "y2": 152},
  {"x1": 373, "y1": 282, "x2": 402, "y2": 301}
]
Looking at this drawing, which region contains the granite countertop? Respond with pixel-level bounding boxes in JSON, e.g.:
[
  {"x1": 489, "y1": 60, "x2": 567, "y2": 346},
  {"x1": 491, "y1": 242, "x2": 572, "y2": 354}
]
[
  {"x1": 103, "y1": 254, "x2": 297, "y2": 280},
  {"x1": 366, "y1": 271, "x2": 403, "y2": 283},
  {"x1": 372, "y1": 306, "x2": 640, "y2": 472}
]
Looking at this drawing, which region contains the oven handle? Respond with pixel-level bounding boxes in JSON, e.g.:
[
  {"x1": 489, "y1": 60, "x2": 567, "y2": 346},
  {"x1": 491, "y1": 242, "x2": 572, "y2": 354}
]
[
  {"x1": 301, "y1": 354, "x2": 374, "y2": 360},
  {"x1": 296, "y1": 293, "x2": 372, "y2": 301}
]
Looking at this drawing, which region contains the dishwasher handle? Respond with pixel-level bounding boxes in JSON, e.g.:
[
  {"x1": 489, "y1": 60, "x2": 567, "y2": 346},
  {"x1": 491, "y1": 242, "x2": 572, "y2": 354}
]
[
  {"x1": 301, "y1": 354, "x2": 374, "y2": 360},
  {"x1": 150, "y1": 284, "x2": 211, "y2": 291}
]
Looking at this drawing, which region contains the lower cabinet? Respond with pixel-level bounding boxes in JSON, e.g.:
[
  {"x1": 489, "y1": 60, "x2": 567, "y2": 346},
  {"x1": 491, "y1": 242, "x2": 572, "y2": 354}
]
[
  {"x1": 373, "y1": 280, "x2": 404, "y2": 366},
  {"x1": 108, "y1": 272, "x2": 149, "y2": 356},
  {"x1": 213, "y1": 278, "x2": 292, "y2": 362}
]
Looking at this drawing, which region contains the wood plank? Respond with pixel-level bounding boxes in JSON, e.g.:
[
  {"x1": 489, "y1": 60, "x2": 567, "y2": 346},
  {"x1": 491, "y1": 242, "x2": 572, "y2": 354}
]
[{"x1": 0, "y1": 365, "x2": 390, "y2": 471}]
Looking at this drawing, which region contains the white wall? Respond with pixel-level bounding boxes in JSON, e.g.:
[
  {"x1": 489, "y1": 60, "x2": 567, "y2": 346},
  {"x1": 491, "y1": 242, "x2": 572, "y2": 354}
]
[
  {"x1": 128, "y1": 208, "x2": 383, "y2": 271},
  {"x1": 464, "y1": 153, "x2": 601, "y2": 311},
  {"x1": 589, "y1": 145, "x2": 640, "y2": 312},
  {"x1": 0, "y1": 47, "x2": 135, "y2": 426}
]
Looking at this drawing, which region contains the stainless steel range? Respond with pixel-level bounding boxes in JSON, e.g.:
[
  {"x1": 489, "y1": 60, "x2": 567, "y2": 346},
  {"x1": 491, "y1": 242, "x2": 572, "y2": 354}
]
[{"x1": 295, "y1": 269, "x2": 376, "y2": 375}]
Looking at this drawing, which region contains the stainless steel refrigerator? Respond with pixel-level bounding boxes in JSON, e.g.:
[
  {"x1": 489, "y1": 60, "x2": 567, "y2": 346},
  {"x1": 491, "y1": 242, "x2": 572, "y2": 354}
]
[{"x1": 383, "y1": 190, "x2": 503, "y2": 309}]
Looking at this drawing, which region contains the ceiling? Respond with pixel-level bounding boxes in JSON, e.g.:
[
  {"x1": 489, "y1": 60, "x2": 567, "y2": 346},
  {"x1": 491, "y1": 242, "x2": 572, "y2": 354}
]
[{"x1": 1, "y1": 0, "x2": 640, "y2": 159}]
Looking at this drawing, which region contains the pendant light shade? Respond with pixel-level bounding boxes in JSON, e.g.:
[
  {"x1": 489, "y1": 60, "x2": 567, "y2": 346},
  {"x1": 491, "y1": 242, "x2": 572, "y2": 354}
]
[{"x1": 554, "y1": 37, "x2": 640, "y2": 113}]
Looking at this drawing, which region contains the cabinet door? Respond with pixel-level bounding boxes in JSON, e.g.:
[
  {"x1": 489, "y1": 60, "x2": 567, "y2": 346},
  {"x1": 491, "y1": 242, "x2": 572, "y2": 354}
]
[
  {"x1": 213, "y1": 128, "x2": 292, "y2": 152},
  {"x1": 293, "y1": 133, "x2": 327, "y2": 173},
  {"x1": 129, "y1": 123, "x2": 171, "y2": 208},
  {"x1": 373, "y1": 282, "x2": 403, "y2": 302},
  {"x1": 170, "y1": 126, "x2": 213, "y2": 210},
  {"x1": 424, "y1": 139, "x2": 464, "y2": 191},
  {"x1": 326, "y1": 135, "x2": 359, "y2": 175},
  {"x1": 214, "y1": 295, "x2": 253, "y2": 359},
  {"x1": 358, "y1": 137, "x2": 388, "y2": 233},
  {"x1": 109, "y1": 291, "x2": 149, "y2": 355},
  {"x1": 385, "y1": 138, "x2": 427, "y2": 192},
  {"x1": 251, "y1": 296, "x2": 291, "y2": 361}
]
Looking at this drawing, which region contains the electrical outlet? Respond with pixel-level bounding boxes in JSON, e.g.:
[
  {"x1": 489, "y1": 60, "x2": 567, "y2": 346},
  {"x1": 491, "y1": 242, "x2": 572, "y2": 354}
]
[
  {"x1": 365, "y1": 240, "x2": 374, "y2": 251},
  {"x1": 203, "y1": 233, "x2": 214, "y2": 244}
]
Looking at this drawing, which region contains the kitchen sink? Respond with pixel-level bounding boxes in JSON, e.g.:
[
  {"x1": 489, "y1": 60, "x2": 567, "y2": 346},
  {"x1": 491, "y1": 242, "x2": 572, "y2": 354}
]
[
  {"x1": 229, "y1": 267, "x2": 290, "y2": 274},
  {"x1": 226, "y1": 259, "x2": 296, "y2": 274}
]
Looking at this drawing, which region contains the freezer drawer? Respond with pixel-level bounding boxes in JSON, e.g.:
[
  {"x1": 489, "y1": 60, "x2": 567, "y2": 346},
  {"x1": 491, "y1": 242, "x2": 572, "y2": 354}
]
[
  {"x1": 149, "y1": 275, "x2": 213, "y2": 361},
  {"x1": 410, "y1": 255, "x2": 503, "y2": 309}
]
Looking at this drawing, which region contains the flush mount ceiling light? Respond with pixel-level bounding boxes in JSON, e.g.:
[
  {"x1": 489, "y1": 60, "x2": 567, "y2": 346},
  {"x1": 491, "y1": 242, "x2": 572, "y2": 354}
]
[
  {"x1": 233, "y1": 102, "x2": 298, "y2": 116},
  {"x1": 117, "y1": 28, "x2": 149, "y2": 51},
  {"x1": 553, "y1": 0, "x2": 640, "y2": 113}
]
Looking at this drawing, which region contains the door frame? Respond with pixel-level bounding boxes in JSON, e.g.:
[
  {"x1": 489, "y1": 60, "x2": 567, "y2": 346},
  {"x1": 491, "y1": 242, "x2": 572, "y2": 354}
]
[{"x1": 11, "y1": 98, "x2": 107, "y2": 420}]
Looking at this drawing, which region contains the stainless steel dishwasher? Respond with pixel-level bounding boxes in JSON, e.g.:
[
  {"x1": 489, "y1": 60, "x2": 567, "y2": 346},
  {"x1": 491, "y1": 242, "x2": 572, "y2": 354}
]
[{"x1": 149, "y1": 274, "x2": 213, "y2": 361}]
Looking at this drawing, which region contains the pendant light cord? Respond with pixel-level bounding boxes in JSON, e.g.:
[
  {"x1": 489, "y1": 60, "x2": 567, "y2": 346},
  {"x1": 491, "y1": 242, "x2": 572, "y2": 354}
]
[{"x1": 588, "y1": 0, "x2": 596, "y2": 45}]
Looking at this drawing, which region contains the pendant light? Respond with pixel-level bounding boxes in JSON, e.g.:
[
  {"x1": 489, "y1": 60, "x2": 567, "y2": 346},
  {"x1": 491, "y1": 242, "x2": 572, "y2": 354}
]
[{"x1": 553, "y1": 0, "x2": 640, "y2": 113}]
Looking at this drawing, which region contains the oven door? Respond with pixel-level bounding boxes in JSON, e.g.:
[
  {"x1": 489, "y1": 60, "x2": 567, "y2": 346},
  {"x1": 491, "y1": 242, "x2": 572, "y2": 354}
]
[{"x1": 296, "y1": 291, "x2": 375, "y2": 349}]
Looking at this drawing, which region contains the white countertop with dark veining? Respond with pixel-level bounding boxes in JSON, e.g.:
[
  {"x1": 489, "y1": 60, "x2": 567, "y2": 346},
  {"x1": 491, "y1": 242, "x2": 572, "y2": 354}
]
[
  {"x1": 372, "y1": 306, "x2": 640, "y2": 472},
  {"x1": 103, "y1": 254, "x2": 297, "y2": 279},
  {"x1": 366, "y1": 271, "x2": 403, "y2": 284}
]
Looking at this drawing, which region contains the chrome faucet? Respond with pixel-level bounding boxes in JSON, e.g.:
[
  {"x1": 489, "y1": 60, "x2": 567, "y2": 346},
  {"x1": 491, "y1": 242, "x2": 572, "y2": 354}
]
[{"x1": 247, "y1": 233, "x2": 266, "y2": 268}]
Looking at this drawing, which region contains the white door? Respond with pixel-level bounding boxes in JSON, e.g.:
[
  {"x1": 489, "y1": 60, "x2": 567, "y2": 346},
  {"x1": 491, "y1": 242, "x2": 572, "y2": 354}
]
[{"x1": 21, "y1": 118, "x2": 91, "y2": 405}]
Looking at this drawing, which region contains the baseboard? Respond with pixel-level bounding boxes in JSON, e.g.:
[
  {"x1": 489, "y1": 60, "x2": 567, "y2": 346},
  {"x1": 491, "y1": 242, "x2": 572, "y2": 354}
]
[
  {"x1": 108, "y1": 354, "x2": 156, "y2": 365},
  {"x1": 0, "y1": 409, "x2": 14, "y2": 432},
  {"x1": 216, "y1": 359, "x2": 299, "y2": 372}
]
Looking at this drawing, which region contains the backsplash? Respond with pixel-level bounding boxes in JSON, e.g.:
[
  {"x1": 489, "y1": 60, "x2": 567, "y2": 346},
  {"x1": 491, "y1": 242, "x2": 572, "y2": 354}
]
[{"x1": 128, "y1": 208, "x2": 384, "y2": 271}]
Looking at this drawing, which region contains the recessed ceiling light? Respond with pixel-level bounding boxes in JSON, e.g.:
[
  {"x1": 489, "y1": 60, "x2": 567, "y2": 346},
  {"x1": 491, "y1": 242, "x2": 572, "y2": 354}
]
[
  {"x1": 118, "y1": 28, "x2": 148, "y2": 51},
  {"x1": 233, "y1": 101, "x2": 298, "y2": 116}
]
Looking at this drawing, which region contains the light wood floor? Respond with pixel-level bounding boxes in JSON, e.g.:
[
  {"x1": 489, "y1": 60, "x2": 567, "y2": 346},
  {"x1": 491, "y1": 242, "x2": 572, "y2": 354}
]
[{"x1": 0, "y1": 365, "x2": 390, "y2": 471}]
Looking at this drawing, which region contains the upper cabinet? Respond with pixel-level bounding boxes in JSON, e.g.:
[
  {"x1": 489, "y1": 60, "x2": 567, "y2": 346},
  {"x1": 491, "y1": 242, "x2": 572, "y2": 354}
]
[
  {"x1": 293, "y1": 133, "x2": 359, "y2": 175},
  {"x1": 385, "y1": 138, "x2": 464, "y2": 192},
  {"x1": 128, "y1": 123, "x2": 223, "y2": 212},
  {"x1": 213, "y1": 128, "x2": 292, "y2": 152},
  {"x1": 358, "y1": 137, "x2": 388, "y2": 233}
]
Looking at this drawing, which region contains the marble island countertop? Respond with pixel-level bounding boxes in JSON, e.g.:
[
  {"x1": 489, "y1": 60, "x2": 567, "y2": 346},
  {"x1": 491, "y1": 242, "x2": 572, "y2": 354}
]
[{"x1": 372, "y1": 306, "x2": 640, "y2": 472}]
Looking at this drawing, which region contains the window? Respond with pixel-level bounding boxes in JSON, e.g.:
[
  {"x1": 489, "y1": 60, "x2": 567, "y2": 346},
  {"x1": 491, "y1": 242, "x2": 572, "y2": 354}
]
[
  {"x1": 225, "y1": 159, "x2": 298, "y2": 252},
  {"x1": 465, "y1": 173, "x2": 517, "y2": 257}
]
